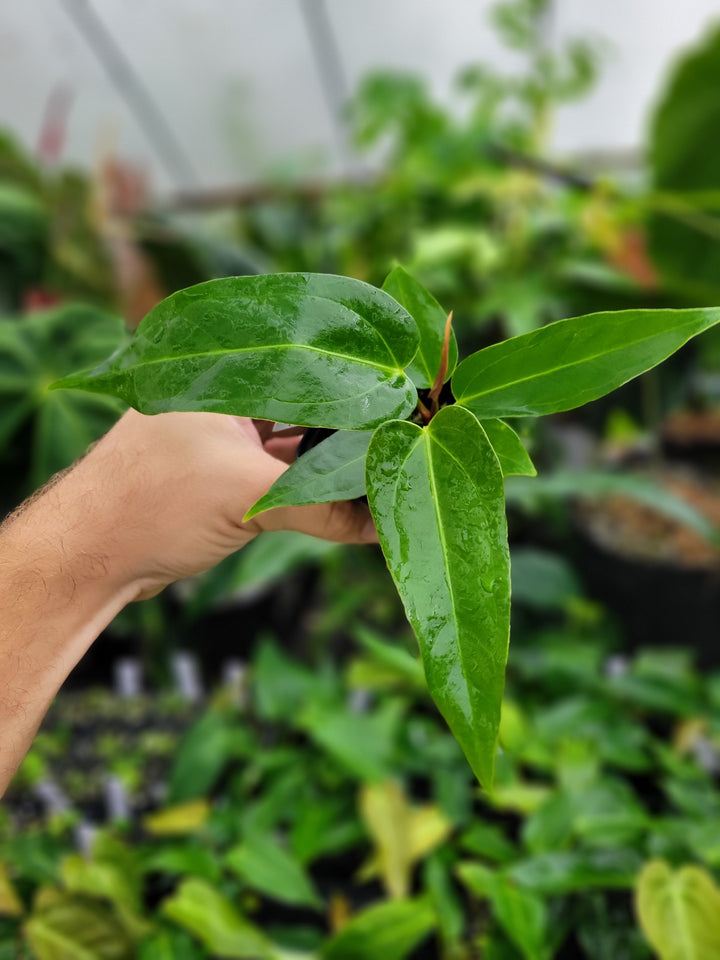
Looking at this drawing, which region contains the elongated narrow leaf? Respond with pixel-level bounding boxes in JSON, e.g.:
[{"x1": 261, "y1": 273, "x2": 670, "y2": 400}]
[
  {"x1": 382, "y1": 265, "x2": 458, "y2": 388},
  {"x1": 480, "y1": 420, "x2": 536, "y2": 477},
  {"x1": 366, "y1": 405, "x2": 510, "y2": 788},
  {"x1": 636, "y1": 860, "x2": 720, "y2": 960},
  {"x1": 453, "y1": 308, "x2": 720, "y2": 419},
  {"x1": 245, "y1": 430, "x2": 371, "y2": 521},
  {"x1": 53, "y1": 274, "x2": 420, "y2": 430}
]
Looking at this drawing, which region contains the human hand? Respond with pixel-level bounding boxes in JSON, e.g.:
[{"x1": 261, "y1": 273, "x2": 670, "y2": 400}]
[{"x1": 64, "y1": 409, "x2": 377, "y2": 601}]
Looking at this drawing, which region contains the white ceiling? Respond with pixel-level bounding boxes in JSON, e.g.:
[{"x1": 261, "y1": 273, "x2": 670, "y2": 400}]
[{"x1": 0, "y1": 1, "x2": 717, "y2": 195}]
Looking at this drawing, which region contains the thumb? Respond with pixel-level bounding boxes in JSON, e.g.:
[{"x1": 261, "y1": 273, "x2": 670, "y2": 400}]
[{"x1": 252, "y1": 499, "x2": 379, "y2": 544}]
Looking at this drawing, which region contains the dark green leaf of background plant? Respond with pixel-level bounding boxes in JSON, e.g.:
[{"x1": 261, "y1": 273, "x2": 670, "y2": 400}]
[
  {"x1": 322, "y1": 896, "x2": 436, "y2": 960},
  {"x1": 226, "y1": 834, "x2": 321, "y2": 909},
  {"x1": 457, "y1": 862, "x2": 549, "y2": 960},
  {"x1": 366, "y1": 405, "x2": 510, "y2": 789},
  {"x1": 53, "y1": 274, "x2": 420, "y2": 430},
  {"x1": 452, "y1": 308, "x2": 720, "y2": 419},
  {"x1": 648, "y1": 25, "x2": 720, "y2": 295},
  {"x1": 382, "y1": 265, "x2": 458, "y2": 388},
  {"x1": 481, "y1": 419, "x2": 536, "y2": 477},
  {"x1": 0, "y1": 305, "x2": 126, "y2": 492},
  {"x1": 245, "y1": 430, "x2": 372, "y2": 521}
]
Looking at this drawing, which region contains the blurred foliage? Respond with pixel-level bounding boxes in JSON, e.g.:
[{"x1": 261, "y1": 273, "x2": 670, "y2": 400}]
[
  {"x1": 4, "y1": 625, "x2": 720, "y2": 957},
  {"x1": 4, "y1": 2, "x2": 720, "y2": 956},
  {"x1": 236, "y1": 0, "x2": 650, "y2": 359}
]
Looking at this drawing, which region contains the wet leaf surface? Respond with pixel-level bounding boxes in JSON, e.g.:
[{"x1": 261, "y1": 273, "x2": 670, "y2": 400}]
[
  {"x1": 382, "y1": 265, "x2": 458, "y2": 389},
  {"x1": 453, "y1": 307, "x2": 720, "y2": 418},
  {"x1": 54, "y1": 274, "x2": 419, "y2": 430},
  {"x1": 245, "y1": 429, "x2": 372, "y2": 520},
  {"x1": 366, "y1": 405, "x2": 510, "y2": 788}
]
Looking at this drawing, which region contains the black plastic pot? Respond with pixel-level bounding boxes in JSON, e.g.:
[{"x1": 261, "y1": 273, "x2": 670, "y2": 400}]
[{"x1": 572, "y1": 518, "x2": 720, "y2": 666}]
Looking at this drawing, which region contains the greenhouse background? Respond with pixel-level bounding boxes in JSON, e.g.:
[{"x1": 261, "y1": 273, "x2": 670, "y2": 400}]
[{"x1": 3, "y1": 1, "x2": 720, "y2": 957}]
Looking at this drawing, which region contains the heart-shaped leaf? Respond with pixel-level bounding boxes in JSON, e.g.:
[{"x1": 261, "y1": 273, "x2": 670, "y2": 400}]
[
  {"x1": 382, "y1": 265, "x2": 458, "y2": 388},
  {"x1": 245, "y1": 429, "x2": 372, "y2": 521},
  {"x1": 53, "y1": 274, "x2": 420, "y2": 430},
  {"x1": 636, "y1": 860, "x2": 720, "y2": 960},
  {"x1": 453, "y1": 308, "x2": 720, "y2": 419},
  {"x1": 366, "y1": 405, "x2": 510, "y2": 788}
]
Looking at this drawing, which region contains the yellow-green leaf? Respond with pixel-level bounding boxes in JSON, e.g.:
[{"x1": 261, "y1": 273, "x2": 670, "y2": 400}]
[
  {"x1": 358, "y1": 781, "x2": 452, "y2": 899},
  {"x1": 0, "y1": 862, "x2": 23, "y2": 917},
  {"x1": 636, "y1": 860, "x2": 720, "y2": 960},
  {"x1": 143, "y1": 800, "x2": 210, "y2": 836}
]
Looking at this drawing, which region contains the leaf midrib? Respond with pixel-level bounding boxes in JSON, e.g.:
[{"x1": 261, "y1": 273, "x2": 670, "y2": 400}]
[
  {"x1": 668, "y1": 880, "x2": 698, "y2": 960},
  {"x1": 106, "y1": 340, "x2": 404, "y2": 377},
  {"x1": 456, "y1": 313, "x2": 718, "y2": 404}
]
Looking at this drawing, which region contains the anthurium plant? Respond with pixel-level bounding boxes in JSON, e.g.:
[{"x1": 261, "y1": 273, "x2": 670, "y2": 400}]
[{"x1": 53, "y1": 267, "x2": 720, "y2": 788}]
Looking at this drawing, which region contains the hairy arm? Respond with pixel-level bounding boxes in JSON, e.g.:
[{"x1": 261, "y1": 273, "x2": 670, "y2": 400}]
[{"x1": 0, "y1": 410, "x2": 375, "y2": 794}]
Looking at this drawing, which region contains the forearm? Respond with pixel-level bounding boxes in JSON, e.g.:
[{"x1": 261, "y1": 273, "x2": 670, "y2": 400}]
[
  {"x1": 0, "y1": 408, "x2": 376, "y2": 796},
  {"x1": 0, "y1": 468, "x2": 137, "y2": 795}
]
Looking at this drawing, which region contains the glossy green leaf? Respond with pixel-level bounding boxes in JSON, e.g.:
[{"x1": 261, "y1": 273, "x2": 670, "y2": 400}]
[
  {"x1": 480, "y1": 420, "x2": 536, "y2": 477},
  {"x1": 160, "y1": 878, "x2": 271, "y2": 959},
  {"x1": 452, "y1": 308, "x2": 720, "y2": 419},
  {"x1": 245, "y1": 430, "x2": 371, "y2": 521},
  {"x1": 366, "y1": 405, "x2": 511, "y2": 788},
  {"x1": 636, "y1": 860, "x2": 720, "y2": 960},
  {"x1": 382, "y1": 265, "x2": 458, "y2": 388},
  {"x1": 226, "y1": 834, "x2": 322, "y2": 909},
  {"x1": 322, "y1": 897, "x2": 435, "y2": 960},
  {"x1": 53, "y1": 273, "x2": 419, "y2": 430}
]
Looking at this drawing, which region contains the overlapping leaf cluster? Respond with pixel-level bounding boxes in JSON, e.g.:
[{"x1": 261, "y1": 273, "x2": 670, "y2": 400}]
[{"x1": 54, "y1": 269, "x2": 720, "y2": 786}]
